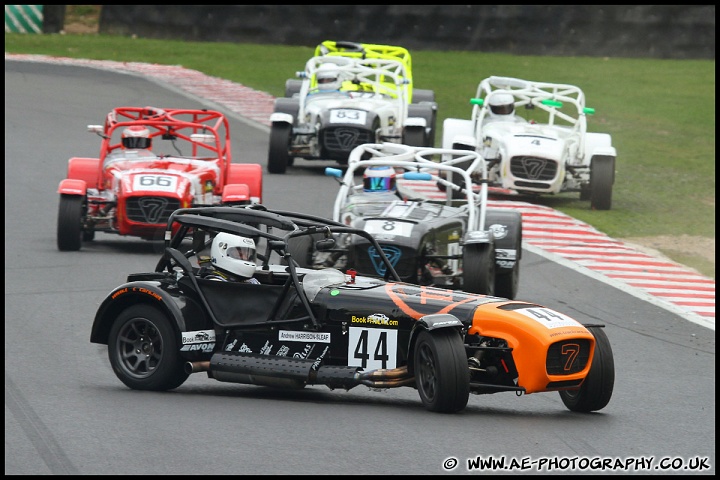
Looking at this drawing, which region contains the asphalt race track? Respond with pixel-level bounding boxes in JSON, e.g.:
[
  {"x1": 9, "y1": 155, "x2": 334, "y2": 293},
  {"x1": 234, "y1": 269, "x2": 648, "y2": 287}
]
[{"x1": 4, "y1": 57, "x2": 716, "y2": 475}]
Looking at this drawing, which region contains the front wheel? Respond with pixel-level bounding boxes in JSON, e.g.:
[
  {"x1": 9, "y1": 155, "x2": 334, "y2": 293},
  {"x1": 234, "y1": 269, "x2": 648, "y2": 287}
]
[
  {"x1": 462, "y1": 243, "x2": 495, "y2": 295},
  {"x1": 284, "y1": 79, "x2": 302, "y2": 98},
  {"x1": 57, "y1": 194, "x2": 84, "y2": 251},
  {"x1": 268, "y1": 123, "x2": 292, "y2": 174},
  {"x1": 589, "y1": 156, "x2": 615, "y2": 210},
  {"x1": 559, "y1": 326, "x2": 615, "y2": 412},
  {"x1": 402, "y1": 126, "x2": 426, "y2": 147},
  {"x1": 414, "y1": 329, "x2": 470, "y2": 413},
  {"x1": 107, "y1": 304, "x2": 189, "y2": 391}
]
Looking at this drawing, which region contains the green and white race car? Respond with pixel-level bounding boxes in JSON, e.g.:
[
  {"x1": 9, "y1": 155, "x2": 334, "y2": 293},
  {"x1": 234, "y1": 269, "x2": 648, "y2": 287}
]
[{"x1": 443, "y1": 76, "x2": 616, "y2": 210}]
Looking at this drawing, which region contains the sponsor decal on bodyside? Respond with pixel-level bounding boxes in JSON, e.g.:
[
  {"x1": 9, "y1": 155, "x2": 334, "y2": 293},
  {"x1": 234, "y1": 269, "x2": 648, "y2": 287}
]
[
  {"x1": 259, "y1": 340, "x2": 273, "y2": 355},
  {"x1": 181, "y1": 329, "x2": 216, "y2": 344},
  {"x1": 180, "y1": 329, "x2": 216, "y2": 352},
  {"x1": 312, "y1": 346, "x2": 330, "y2": 370},
  {"x1": 293, "y1": 344, "x2": 315, "y2": 359},
  {"x1": 350, "y1": 313, "x2": 399, "y2": 327}
]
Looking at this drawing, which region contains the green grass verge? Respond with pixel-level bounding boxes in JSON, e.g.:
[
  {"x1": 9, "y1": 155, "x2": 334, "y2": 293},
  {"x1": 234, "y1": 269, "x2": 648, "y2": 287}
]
[{"x1": 4, "y1": 33, "x2": 715, "y2": 278}]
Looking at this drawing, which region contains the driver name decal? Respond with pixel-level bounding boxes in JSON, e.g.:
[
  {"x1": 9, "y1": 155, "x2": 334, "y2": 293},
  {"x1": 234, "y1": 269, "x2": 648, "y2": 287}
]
[{"x1": 279, "y1": 331, "x2": 331, "y2": 343}]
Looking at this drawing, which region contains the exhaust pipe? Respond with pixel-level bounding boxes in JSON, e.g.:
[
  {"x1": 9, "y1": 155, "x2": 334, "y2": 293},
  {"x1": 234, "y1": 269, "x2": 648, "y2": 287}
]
[
  {"x1": 355, "y1": 366, "x2": 415, "y2": 388},
  {"x1": 185, "y1": 353, "x2": 415, "y2": 390},
  {"x1": 185, "y1": 361, "x2": 210, "y2": 374}
]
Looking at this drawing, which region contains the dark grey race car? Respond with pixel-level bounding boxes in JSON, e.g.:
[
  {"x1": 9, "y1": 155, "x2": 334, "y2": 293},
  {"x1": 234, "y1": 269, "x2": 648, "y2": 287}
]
[{"x1": 316, "y1": 143, "x2": 523, "y2": 299}]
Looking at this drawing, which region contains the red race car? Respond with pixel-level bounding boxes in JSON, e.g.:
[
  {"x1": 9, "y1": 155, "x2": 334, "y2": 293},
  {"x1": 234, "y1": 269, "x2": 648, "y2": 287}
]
[{"x1": 56, "y1": 106, "x2": 263, "y2": 251}]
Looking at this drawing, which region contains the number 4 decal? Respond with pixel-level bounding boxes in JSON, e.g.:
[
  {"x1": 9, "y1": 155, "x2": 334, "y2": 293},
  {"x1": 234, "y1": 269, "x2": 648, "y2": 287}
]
[{"x1": 348, "y1": 327, "x2": 398, "y2": 370}]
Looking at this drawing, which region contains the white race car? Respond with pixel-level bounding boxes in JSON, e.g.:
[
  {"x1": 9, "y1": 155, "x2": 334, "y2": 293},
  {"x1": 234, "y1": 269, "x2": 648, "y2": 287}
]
[
  {"x1": 443, "y1": 76, "x2": 616, "y2": 210},
  {"x1": 267, "y1": 42, "x2": 437, "y2": 174}
]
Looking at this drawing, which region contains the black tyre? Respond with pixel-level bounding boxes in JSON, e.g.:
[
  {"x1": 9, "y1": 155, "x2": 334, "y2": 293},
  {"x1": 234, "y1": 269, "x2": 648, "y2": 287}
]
[
  {"x1": 407, "y1": 103, "x2": 437, "y2": 147},
  {"x1": 285, "y1": 234, "x2": 314, "y2": 268},
  {"x1": 492, "y1": 215, "x2": 522, "y2": 300},
  {"x1": 403, "y1": 126, "x2": 426, "y2": 147},
  {"x1": 57, "y1": 194, "x2": 84, "y2": 251},
  {"x1": 412, "y1": 89, "x2": 435, "y2": 104},
  {"x1": 268, "y1": 123, "x2": 292, "y2": 174},
  {"x1": 462, "y1": 243, "x2": 495, "y2": 295},
  {"x1": 589, "y1": 155, "x2": 614, "y2": 210},
  {"x1": 560, "y1": 326, "x2": 615, "y2": 412},
  {"x1": 107, "y1": 304, "x2": 189, "y2": 391},
  {"x1": 494, "y1": 259, "x2": 519, "y2": 300},
  {"x1": 285, "y1": 79, "x2": 302, "y2": 98},
  {"x1": 414, "y1": 329, "x2": 470, "y2": 413}
]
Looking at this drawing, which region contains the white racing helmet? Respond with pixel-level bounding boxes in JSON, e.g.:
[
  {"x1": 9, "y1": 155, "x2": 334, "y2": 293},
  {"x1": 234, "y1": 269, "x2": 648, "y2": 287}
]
[
  {"x1": 121, "y1": 125, "x2": 152, "y2": 149},
  {"x1": 211, "y1": 232, "x2": 257, "y2": 279},
  {"x1": 488, "y1": 92, "x2": 515, "y2": 117},
  {"x1": 316, "y1": 63, "x2": 341, "y2": 91}
]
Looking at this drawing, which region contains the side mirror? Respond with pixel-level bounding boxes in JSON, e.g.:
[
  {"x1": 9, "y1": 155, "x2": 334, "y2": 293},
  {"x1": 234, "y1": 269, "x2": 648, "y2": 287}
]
[
  {"x1": 325, "y1": 167, "x2": 343, "y2": 178},
  {"x1": 315, "y1": 238, "x2": 336, "y2": 251}
]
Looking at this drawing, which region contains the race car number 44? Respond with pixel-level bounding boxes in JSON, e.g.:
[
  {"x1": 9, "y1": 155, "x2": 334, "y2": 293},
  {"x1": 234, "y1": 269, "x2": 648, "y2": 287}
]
[
  {"x1": 330, "y1": 109, "x2": 367, "y2": 125},
  {"x1": 348, "y1": 327, "x2": 398, "y2": 370},
  {"x1": 133, "y1": 174, "x2": 178, "y2": 192}
]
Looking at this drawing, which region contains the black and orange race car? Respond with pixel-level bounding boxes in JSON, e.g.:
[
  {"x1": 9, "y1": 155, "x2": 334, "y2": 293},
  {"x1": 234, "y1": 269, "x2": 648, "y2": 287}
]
[{"x1": 90, "y1": 205, "x2": 614, "y2": 414}]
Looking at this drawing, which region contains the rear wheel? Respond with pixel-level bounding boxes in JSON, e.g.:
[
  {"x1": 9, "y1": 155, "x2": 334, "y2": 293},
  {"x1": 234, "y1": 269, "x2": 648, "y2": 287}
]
[
  {"x1": 285, "y1": 234, "x2": 314, "y2": 268},
  {"x1": 559, "y1": 326, "x2": 615, "y2": 412},
  {"x1": 494, "y1": 221, "x2": 522, "y2": 300},
  {"x1": 494, "y1": 261, "x2": 519, "y2": 300},
  {"x1": 268, "y1": 123, "x2": 292, "y2": 174},
  {"x1": 589, "y1": 156, "x2": 614, "y2": 210},
  {"x1": 403, "y1": 127, "x2": 426, "y2": 147},
  {"x1": 411, "y1": 89, "x2": 436, "y2": 104},
  {"x1": 57, "y1": 194, "x2": 84, "y2": 251},
  {"x1": 462, "y1": 243, "x2": 495, "y2": 295},
  {"x1": 108, "y1": 304, "x2": 189, "y2": 391},
  {"x1": 414, "y1": 329, "x2": 470, "y2": 413}
]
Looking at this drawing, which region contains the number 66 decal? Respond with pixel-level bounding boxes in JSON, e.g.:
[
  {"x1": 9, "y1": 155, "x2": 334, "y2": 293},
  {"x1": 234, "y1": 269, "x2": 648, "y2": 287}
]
[{"x1": 133, "y1": 174, "x2": 178, "y2": 192}]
